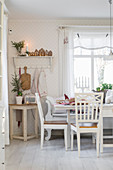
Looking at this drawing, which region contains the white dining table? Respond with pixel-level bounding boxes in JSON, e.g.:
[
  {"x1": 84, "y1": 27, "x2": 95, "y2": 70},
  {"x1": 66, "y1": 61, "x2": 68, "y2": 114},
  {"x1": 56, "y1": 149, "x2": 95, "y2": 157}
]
[{"x1": 54, "y1": 103, "x2": 113, "y2": 151}]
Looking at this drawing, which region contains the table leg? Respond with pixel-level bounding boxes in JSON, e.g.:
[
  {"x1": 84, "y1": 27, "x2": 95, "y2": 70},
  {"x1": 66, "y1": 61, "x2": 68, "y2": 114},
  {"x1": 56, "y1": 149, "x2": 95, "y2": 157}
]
[
  {"x1": 10, "y1": 107, "x2": 13, "y2": 140},
  {"x1": 35, "y1": 108, "x2": 38, "y2": 138},
  {"x1": 23, "y1": 108, "x2": 27, "y2": 142},
  {"x1": 67, "y1": 110, "x2": 71, "y2": 148},
  {"x1": 100, "y1": 116, "x2": 103, "y2": 153}
]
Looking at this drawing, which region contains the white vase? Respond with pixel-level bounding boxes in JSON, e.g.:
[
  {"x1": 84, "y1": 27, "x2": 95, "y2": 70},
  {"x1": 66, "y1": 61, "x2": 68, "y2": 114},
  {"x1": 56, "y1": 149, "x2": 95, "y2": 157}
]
[{"x1": 16, "y1": 96, "x2": 23, "y2": 104}]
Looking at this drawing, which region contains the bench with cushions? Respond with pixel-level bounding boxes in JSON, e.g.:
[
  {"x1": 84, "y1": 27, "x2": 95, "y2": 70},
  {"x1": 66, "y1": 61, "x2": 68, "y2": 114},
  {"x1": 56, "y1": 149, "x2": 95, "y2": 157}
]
[{"x1": 45, "y1": 96, "x2": 75, "y2": 121}]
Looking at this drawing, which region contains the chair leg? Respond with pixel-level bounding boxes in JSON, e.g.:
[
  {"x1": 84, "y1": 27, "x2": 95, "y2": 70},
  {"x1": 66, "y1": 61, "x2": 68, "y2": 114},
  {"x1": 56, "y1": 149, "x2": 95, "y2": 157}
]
[
  {"x1": 71, "y1": 130, "x2": 74, "y2": 150},
  {"x1": 100, "y1": 117, "x2": 103, "y2": 153},
  {"x1": 96, "y1": 132, "x2": 99, "y2": 158},
  {"x1": 92, "y1": 134, "x2": 96, "y2": 144},
  {"x1": 41, "y1": 127, "x2": 44, "y2": 149},
  {"x1": 64, "y1": 127, "x2": 67, "y2": 151},
  {"x1": 77, "y1": 132, "x2": 80, "y2": 157}
]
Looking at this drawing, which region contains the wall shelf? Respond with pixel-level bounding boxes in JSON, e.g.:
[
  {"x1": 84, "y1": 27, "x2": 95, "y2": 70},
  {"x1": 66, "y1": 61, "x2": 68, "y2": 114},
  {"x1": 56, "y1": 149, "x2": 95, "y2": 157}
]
[{"x1": 13, "y1": 56, "x2": 53, "y2": 71}]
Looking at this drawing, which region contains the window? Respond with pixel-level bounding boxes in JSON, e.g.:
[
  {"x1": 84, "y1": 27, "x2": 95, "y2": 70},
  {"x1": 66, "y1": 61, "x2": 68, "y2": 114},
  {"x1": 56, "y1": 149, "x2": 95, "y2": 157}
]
[
  {"x1": 74, "y1": 57, "x2": 91, "y2": 92},
  {"x1": 73, "y1": 32, "x2": 113, "y2": 92},
  {"x1": 94, "y1": 58, "x2": 113, "y2": 86}
]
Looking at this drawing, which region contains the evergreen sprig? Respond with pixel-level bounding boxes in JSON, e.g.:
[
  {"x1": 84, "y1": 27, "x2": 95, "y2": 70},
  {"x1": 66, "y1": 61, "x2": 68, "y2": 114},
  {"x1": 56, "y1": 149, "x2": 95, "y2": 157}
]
[
  {"x1": 11, "y1": 40, "x2": 25, "y2": 54},
  {"x1": 11, "y1": 73, "x2": 22, "y2": 96}
]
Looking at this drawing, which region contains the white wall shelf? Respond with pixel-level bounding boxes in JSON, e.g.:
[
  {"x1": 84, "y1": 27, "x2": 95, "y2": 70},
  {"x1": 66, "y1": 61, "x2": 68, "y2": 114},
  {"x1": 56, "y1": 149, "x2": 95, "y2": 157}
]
[{"x1": 13, "y1": 56, "x2": 54, "y2": 71}]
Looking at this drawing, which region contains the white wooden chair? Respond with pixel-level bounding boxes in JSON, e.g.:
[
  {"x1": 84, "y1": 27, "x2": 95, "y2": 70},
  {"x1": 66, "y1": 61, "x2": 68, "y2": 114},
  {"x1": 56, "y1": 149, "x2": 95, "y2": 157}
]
[
  {"x1": 35, "y1": 93, "x2": 68, "y2": 150},
  {"x1": 71, "y1": 93, "x2": 103, "y2": 157}
]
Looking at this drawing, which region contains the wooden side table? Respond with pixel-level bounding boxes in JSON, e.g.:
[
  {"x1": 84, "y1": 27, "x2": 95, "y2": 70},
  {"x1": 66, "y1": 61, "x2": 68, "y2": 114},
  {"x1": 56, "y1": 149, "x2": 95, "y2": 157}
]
[{"x1": 9, "y1": 104, "x2": 38, "y2": 141}]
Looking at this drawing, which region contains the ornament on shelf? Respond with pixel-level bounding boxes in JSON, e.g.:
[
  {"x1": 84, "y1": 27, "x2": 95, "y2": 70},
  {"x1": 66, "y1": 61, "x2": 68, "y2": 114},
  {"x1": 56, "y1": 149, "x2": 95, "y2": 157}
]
[
  {"x1": 48, "y1": 50, "x2": 52, "y2": 56},
  {"x1": 45, "y1": 50, "x2": 49, "y2": 56},
  {"x1": 35, "y1": 49, "x2": 39, "y2": 56},
  {"x1": 39, "y1": 48, "x2": 45, "y2": 56},
  {"x1": 28, "y1": 48, "x2": 53, "y2": 56}
]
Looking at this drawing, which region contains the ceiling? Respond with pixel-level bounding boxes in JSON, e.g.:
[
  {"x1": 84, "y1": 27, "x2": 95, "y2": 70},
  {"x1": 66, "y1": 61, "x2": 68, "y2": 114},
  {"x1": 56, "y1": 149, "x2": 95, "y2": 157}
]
[{"x1": 5, "y1": 0, "x2": 113, "y2": 19}]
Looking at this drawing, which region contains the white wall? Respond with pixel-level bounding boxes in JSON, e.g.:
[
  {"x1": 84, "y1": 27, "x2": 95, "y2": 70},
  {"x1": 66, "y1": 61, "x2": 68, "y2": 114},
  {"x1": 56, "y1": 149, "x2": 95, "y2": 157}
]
[{"x1": 8, "y1": 19, "x2": 109, "y2": 134}]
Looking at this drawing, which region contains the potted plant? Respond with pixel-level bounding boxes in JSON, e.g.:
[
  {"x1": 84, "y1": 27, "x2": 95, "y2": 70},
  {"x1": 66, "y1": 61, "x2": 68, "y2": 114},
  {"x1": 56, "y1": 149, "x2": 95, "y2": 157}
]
[
  {"x1": 95, "y1": 83, "x2": 112, "y2": 103},
  {"x1": 11, "y1": 40, "x2": 25, "y2": 55},
  {"x1": 11, "y1": 73, "x2": 23, "y2": 104}
]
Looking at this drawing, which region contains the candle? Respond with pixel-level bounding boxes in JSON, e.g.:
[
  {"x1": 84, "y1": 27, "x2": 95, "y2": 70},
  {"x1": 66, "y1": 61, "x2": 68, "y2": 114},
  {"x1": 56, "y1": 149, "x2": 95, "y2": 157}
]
[
  {"x1": 85, "y1": 76, "x2": 86, "y2": 87},
  {"x1": 76, "y1": 78, "x2": 77, "y2": 87},
  {"x1": 82, "y1": 76, "x2": 83, "y2": 87},
  {"x1": 19, "y1": 67, "x2": 21, "y2": 78},
  {"x1": 88, "y1": 77, "x2": 89, "y2": 88},
  {"x1": 26, "y1": 43, "x2": 28, "y2": 52},
  {"x1": 79, "y1": 77, "x2": 80, "y2": 87}
]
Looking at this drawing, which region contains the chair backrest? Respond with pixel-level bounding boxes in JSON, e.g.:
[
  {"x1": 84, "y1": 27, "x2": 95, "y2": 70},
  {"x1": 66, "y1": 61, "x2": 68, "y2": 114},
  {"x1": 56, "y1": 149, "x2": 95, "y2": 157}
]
[
  {"x1": 35, "y1": 93, "x2": 44, "y2": 125},
  {"x1": 75, "y1": 93, "x2": 103, "y2": 125}
]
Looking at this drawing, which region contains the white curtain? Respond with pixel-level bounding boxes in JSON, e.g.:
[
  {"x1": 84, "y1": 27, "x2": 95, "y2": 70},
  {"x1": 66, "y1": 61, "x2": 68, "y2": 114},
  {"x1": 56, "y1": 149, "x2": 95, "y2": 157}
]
[
  {"x1": 58, "y1": 28, "x2": 74, "y2": 98},
  {"x1": 3, "y1": 14, "x2": 9, "y2": 145}
]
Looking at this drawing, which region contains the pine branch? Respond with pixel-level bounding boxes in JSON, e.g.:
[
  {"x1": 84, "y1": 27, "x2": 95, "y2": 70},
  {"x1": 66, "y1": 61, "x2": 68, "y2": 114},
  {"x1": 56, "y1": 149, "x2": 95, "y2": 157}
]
[{"x1": 11, "y1": 72, "x2": 23, "y2": 96}]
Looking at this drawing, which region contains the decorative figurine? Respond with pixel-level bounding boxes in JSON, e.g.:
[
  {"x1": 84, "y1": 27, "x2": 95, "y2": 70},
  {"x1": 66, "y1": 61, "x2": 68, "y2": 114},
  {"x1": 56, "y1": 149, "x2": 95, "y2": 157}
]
[{"x1": 48, "y1": 50, "x2": 52, "y2": 56}]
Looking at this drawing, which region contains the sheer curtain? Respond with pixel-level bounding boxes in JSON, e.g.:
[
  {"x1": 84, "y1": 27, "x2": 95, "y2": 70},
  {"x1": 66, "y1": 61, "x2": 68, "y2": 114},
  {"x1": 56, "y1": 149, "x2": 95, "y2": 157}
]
[
  {"x1": 58, "y1": 28, "x2": 74, "y2": 98},
  {"x1": 3, "y1": 14, "x2": 9, "y2": 145},
  {"x1": 73, "y1": 26, "x2": 112, "y2": 55}
]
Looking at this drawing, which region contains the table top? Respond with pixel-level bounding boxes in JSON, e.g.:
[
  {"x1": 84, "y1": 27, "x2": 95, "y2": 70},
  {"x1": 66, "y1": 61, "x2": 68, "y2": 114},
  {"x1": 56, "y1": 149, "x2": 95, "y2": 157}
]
[
  {"x1": 9, "y1": 104, "x2": 37, "y2": 106},
  {"x1": 54, "y1": 104, "x2": 74, "y2": 110},
  {"x1": 54, "y1": 103, "x2": 113, "y2": 110}
]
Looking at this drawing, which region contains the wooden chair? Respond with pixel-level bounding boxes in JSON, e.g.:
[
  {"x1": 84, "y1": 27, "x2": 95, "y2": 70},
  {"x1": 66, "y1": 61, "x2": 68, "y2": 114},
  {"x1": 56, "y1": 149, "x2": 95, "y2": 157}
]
[
  {"x1": 35, "y1": 93, "x2": 68, "y2": 150},
  {"x1": 71, "y1": 93, "x2": 103, "y2": 157}
]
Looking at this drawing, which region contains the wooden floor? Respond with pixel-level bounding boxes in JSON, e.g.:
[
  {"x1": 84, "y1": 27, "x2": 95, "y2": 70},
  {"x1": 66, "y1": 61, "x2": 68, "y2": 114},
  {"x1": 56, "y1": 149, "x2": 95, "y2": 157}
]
[{"x1": 6, "y1": 137, "x2": 113, "y2": 170}]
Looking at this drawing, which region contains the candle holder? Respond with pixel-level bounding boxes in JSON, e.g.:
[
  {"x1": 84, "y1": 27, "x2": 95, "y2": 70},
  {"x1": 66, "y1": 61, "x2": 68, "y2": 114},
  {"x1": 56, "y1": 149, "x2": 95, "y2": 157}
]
[
  {"x1": 76, "y1": 76, "x2": 89, "y2": 93},
  {"x1": 26, "y1": 101, "x2": 29, "y2": 104},
  {"x1": 25, "y1": 51, "x2": 29, "y2": 57}
]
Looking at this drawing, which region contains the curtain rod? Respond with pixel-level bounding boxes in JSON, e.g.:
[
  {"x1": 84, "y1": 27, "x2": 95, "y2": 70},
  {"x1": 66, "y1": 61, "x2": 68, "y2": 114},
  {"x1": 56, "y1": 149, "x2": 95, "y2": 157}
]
[{"x1": 58, "y1": 25, "x2": 112, "y2": 29}]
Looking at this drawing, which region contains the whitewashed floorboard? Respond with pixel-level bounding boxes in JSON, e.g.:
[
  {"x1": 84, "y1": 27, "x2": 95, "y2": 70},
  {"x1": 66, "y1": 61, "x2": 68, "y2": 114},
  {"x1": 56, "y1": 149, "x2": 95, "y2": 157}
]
[{"x1": 6, "y1": 137, "x2": 113, "y2": 170}]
